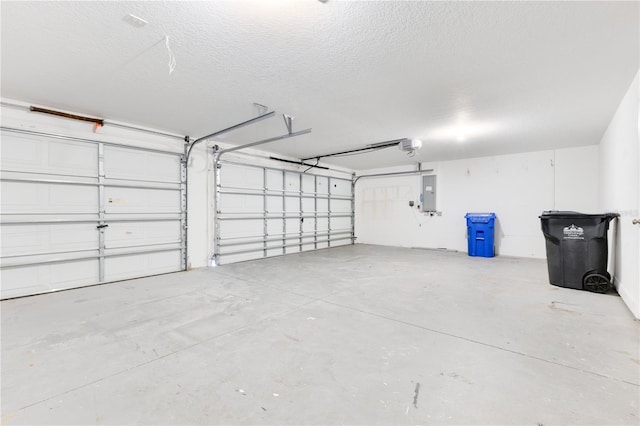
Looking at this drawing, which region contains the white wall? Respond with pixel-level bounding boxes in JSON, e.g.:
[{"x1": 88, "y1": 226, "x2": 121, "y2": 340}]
[
  {"x1": 186, "y1": 143, "x2": 212, "y2": 269},
  {"x1": 599, "y1": 71, "x2": 639, "y2": 318},
  {"x1": 355, "y1": 146, "x2": 600, "y2": 258}
]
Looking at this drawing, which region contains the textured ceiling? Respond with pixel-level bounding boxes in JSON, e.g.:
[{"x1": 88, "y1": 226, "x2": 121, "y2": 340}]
[{"x1": 1, "y1": 1, "x2": 638, "y2": 170}]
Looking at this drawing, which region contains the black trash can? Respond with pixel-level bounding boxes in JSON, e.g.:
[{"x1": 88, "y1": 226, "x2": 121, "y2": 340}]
[{"x1": 539, "y1": 211, "x2": 618, "y2": 293}]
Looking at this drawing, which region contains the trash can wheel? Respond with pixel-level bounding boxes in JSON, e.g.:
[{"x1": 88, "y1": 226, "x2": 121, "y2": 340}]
[{"x1": 583, "y1": 273, "x2": 610, "y2": 294}]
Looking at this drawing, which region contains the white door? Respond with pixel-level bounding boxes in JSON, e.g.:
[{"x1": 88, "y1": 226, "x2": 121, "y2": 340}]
[
  {"x1": 0, "y1": 129, "x2": 185, "y2": 299},
  {"x1": 637, "y1": 110, "x2": 640, "y2": 300}
]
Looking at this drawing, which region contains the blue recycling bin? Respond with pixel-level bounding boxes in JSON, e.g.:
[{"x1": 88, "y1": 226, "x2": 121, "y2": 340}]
[{"x1": 465, "y1": 213, "x2": 496, "y2": 257}]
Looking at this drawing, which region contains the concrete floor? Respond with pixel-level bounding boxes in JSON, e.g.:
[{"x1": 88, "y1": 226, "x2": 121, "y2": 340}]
[{"x1": 1, "y1": 244, "x2": 638, "y2": 425}]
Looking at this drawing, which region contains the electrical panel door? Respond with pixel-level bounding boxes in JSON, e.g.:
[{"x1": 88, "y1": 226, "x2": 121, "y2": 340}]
[{"x1": 422, "y1": 175, "x2": 436, "y2": 212}]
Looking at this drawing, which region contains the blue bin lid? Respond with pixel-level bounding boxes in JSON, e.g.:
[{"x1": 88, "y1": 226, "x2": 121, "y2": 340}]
[{"x1": 465, "y1": 212, "x2": 496, "y2": 223}]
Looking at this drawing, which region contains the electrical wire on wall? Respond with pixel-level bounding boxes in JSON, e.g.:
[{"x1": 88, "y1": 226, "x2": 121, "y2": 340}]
[
  {"x1": 123, "y1": 14, "x2": 177, "y2": 76},
  {"x1": 409, "y1": 196, "x2": 437, "y2": 227},
  {"x1": 165, "y1": 36, "x2": 176, "y2": 74}
]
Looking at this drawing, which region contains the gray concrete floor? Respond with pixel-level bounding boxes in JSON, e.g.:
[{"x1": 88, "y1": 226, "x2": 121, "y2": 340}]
[{"x1": 1, "y1": 244, "x2": 638, "y2": 425}]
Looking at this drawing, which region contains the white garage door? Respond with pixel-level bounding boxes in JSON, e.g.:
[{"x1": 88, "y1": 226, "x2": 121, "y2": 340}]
[
  {"x1": 0, "y1": 128, "x2": 186, "y2": 299},
  {"x1": 214, "y1": 159, "x2": 354, "y2": 265}
]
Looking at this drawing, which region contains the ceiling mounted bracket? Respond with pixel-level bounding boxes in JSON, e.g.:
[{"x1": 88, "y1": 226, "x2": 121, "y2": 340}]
[
  {"x1": 253, "y1": 103, "x2": 268, "y2": 115},
  {"x1": 283, "y1": 114, "x2": 294, "y2": 135}
]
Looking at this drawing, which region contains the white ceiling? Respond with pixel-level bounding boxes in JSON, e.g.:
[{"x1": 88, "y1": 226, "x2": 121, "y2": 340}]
[{"x1": 1, "y1": 1, "x2": 638, "y2": 170}]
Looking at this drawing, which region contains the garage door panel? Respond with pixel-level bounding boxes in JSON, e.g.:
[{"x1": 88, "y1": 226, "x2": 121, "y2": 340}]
[
  {"x1": 222, "y1": 251, "x2": 263, "y2": 264},
  {"x1": 50, "y1": 260, "x2": 99, "y2": 289},
  {"x1": 286, "y1": 245, "x2": 300, "y2": 254},
  {"x1": 0, "y1": 267, "x2": 44, "y2": 298},
  {"x1": 104, "y1": 146, "x2": 181, "y2": 183},
  {"x1": 1, "y1": 225, "x2": 41, "y2": 255},
  {"x1": 1, "y1": 223, "x2": 98, "y2": 256},
  {"x1": 331, "y1": 179, "x2": 352, "y2": 196},
  {"x1": 285, "y1": 218, "x2": 299, "y2": 233},
  {"x1": 265, "y1": 248, "x2": 282, "y2": 257},
  {"x1": 219, "y1": 193, "x2": 263, "y2": 213},
  {"x1": 266, "y1": 219, "x2": 283, "y2": 236},
  {"x1": 317, "y1": 218, "x2": 329, "y2": 232},
  {"x1": 105, "y1": 187, "x2": 179, "y2": 214},
  {"x1": 316, "y1": 176, "x2": 329, "y2": 194},
  {"x1": 0, "y1": 133, "x2": 42, "y2": 170},
  {"x1": 265, "y1": 170, "x2": 283, "y2": 190},
  {"x1": 301, "y1": 219, "x2": 315, "y2": 233},
  {"x1": 104, "y1": 221, "x2": 180, "y2": 249},
  {"x1": 301, "y1": 198, "x2": 314, "y2": 212},
  {"x1": 284, "y1": 172, "x2": 300, "y2": 192},
  {"x1": 284, "y1": 197, "x2": 300, "y2": 213},
  {"x1": 331, "y1": 239, "x2": 351, "y2": 247},
  {"x1": 332, "y1": 217, "x2": 352, "y2": 230},
  {"x1": 316, "y1": 198, "x2": 328, "y2": 213},
  {"x1": 301, "y1": 175, "x2": 315, "y2": 193},
  {"x1": 331, "y1": 199, "x2": 352, "y2": 213},
  {"x1": 1, "y1": 181, "x2": 97, "y2": 213},
  {"x1": 265, "y1": 196, "x2": 282, "y2": 213},
  {"x1": 0, "y1": 259, "x2": 99, "y2": 299},
  {"x1": 1, "y1": 133, "x2": 98, "y2": 177},
  {"x1": 49, "y1": 184, "x2": 98, "y2": 210},
  {"x1": 0, "y1": 181, "x2": 40, "y2": 211},
  {"x1": 49, "y1": 141, "x2": 98, "y2": 176},
  {"x1": 104, "y1": 244, "x2": 182, "y2": 257},
  {"x1": 104, "y1": 251, "x2": 181, "y2": 282},
  {"x1": 265, "y1": 239, "x2": 282, "y2": 248},
  {"x1": 220, "y1": 241, "x2": 263, "y2": 256},
  {"x1": 221, "y1": 164, "x2": 263, "y2": 189},
  {"x1": 301, "y1": 237, "x2": 315, "y2": 251},
  {"x1": 219, "y1": 219, "x2": 262, "y2": 239}
]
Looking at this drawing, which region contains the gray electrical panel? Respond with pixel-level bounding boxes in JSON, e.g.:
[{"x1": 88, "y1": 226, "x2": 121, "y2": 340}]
[{"x1": 422, "y1": 175, "x2": 436, "y2": 212}]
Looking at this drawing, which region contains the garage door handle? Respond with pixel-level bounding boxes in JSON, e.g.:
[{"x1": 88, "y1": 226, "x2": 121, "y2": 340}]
[{"x1": 96, "y1": 224, "x2": 109, "y2": 229}]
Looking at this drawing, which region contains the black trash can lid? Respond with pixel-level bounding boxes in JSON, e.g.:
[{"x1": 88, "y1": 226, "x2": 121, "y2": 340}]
[{"x1": 539, "y1": 211, "x2": 619, "y2": 220}]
